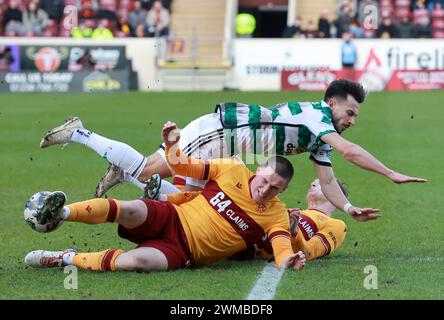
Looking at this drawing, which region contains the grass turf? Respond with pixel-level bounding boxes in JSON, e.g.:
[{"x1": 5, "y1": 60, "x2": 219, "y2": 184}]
[{"x1": 0, "y1": 91, "x2": 442, "y2": 300}]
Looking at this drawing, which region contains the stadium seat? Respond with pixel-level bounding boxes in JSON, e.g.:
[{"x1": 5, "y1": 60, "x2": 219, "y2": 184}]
[
  {"x1": 100, "y1": 0, "x2": 117, "y2": 11},
  {"x1": 119, "y1": 0, "x2": 135, "y2": 11},
  {"x1": 432, "y1": 19, "x2": 444, "y2": 29},
  {"x1": 4, "y1": 30, "x2": 17, "y2": 37},
  {"x1": 413, "y1": 8, "x2": 430, "y2": 25},
  {"x1": 395, "y1": 0, "x2": 410, "y2": 6},
  {"x1": 433, "y1": 30, "x2": 444, "y2": 38},
  {"x1": 115, "y1": 30, "x2": 127, "y2": 37}
]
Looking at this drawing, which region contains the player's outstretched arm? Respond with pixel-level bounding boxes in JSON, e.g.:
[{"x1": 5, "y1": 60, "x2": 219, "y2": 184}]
[
  {"x1": 321, "y1": 132, "x2": 428, "y2": 184},
  {"x1": 315, "y1": 163, "x2": 380, "y2": 216}
]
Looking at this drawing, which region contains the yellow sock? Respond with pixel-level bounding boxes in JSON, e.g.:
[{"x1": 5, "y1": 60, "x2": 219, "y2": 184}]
[
  {"x1": 73, "y1": 249, "x2": 124, "y2": 272},
  {"x1": 66, "y1": 199, "x2": 120, "y2": 224}
]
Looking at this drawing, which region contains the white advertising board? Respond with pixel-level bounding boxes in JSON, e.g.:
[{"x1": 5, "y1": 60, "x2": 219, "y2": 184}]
[{"x1": 232, "y1": 39, "x2": 444, "y2": 90}]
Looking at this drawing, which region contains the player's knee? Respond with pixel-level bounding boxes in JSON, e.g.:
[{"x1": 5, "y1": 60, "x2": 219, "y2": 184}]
[
  {"x1": 118, "y1": 200, "x2": 146, "y2": 226},
  {"x1": 132, "y1": 255, "x2": 165, "y2": 272}
]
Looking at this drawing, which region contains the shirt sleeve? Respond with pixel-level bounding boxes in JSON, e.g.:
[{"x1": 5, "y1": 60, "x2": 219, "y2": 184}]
[
  {"x1": 270, "y1": 232, "x2": 294, "y2": 269},
  {"x1": 302, "y1": 106, "x2": 336, "y2": 139},
  {"x1": 309, "y1": 143, "x2": 333, "y2": 167}
]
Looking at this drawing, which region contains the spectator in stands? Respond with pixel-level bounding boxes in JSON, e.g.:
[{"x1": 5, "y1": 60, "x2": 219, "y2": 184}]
[
  {"x1": 40, "y1": 0, "x2": 64, "y2": 22},
  {"x1": 128, "y1": 1, "x2": 147, "y2": 37},
  {"x1": 376, "y1": 17, "x2": 399, "y2": 38},
  {"x1": 429, "y1": 0, "x2": 444, "y2": 10},
  {"x1": 145, "y1": 0, "x2": 170, "y2": 37},
  {"x1": 341, "y1": 32, "x2": 357, "y2": 69},
  {"x1": 304, "y1": 19, "x2": 318, "y2": 38},
  {"x1": 22, "y1": 0, "x2": 51, "y2": 36},
  {"x1": 71, "y1": 20, "x2": 94, "y2": 39},
  {"x1": 282, "y1": 16, "x2": 303, "y2": 38},
  {"x1": 3, "y1": 0, "x2": 24, "y2": 36},
  {"x1": 349, "y1": 19, "x2": 364, "y2": 38},
  {"x1": 117, "y1": 12, "x2": 131, "y2": 37},
  {"x1": 77, "y1": 0, "x2": 99, "y2": 20},
  {"x1": 162, "y1": 0, "x2": 172, "y2": 11},
  {"x1": 335, "y1": 3, "x2": 354, "y2": 37},
  {"x1": 0, "y1": 46, "x2": 14, "y2": 72},
  {"x1": 432, "y1": 2, "x2": 444, "y2": 17},
  {"x1": 413, "y1": 0, "x2": 430, "y2": 23},
  {"x1": 97, "y1": 0, "x2": 120, "y2": 27},
  {"x1": 91, "y1": 19, "x2": 114, "y2": 39},
  {"x1": 140, "y1": 0, "x2": 152, "y2": 10},
  {"x1": 413, "y1": 15, "x2": 433, "y2": 37},
  {"x1": 395, "y1": 16, "x2": 414, "y2": 38},
  {"x1": 317, "y1": 9, "x2": 331, "y2": 38}
]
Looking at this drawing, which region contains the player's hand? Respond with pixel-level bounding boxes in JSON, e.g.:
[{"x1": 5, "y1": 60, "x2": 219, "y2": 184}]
[
  {"x1": 350, "y1": 208, "x2": 382, "y2": 222},
  {"x1": 387, "y1": 171, "x2": 428, "y2": 184},
  {"x1": 288, "y1": 208, "x2": 301, "y2": 236},
  {"x1": 283, "y1": 251, "x2": 306, "y2": 270},
  {"x1": 162, "y1": 121, "x2": 180, "y2": 149}
]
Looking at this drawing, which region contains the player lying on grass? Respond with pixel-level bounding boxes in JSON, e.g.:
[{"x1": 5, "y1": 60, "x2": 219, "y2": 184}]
[
  {"x1": 144, "y1": 175, "x2": 381, "y2": 261},
  {"x1": 39, "y1": 79, "x2": 426, "y2": 218},
  {"x1": 25, "y1": 122, "x2": 307, "y2": 272}
]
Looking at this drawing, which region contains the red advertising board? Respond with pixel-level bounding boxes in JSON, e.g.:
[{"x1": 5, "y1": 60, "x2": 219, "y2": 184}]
[{"x1": 281, "y1": 68, "x2": 444, "y2": 91}]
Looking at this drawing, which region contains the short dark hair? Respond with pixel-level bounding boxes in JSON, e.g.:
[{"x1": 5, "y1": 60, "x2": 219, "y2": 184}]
[
  {"x1": 324, "y1": 79, "x2": 366, "y2": 104},
  {"x1": 336, "y1": 179, "x2": 349, "y2": 199},
  {"x1": 262, "y1": 156, "x2": 294, "y2": 184}
]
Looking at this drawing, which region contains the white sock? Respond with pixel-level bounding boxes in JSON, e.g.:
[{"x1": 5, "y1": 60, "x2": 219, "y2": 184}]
[
  {"x1": 159, "y1": 179, "x2": 180, "y2": 194},
  {"x1": 123, "y1": 173, "x2": 146, "y2": 191},
  {"x1": 71, "y1": 129, "x2": 147, "y2": 179},
  {"x1": 62, "y1": 251, "x2": 76, "y2": 265},
  {"x1": 62, "y1": 207, "x2": 70, "y2": 220}
]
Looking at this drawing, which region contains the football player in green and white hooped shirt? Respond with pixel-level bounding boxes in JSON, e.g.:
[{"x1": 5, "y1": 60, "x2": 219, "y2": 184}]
[{"x1": 40, "y1": 79, "x2": 427, "y2": 219}]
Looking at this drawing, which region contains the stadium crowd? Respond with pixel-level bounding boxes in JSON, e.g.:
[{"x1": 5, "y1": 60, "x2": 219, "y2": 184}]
[
  {"x1": 0, "y1": 0, "x2": 172, "y2": 38},
  {"x1": 1, "y1": 0, "x2": 443, "y2": 38},
  {"x1": 283, "y1": 0, "x2": 444, "y2": 39}
]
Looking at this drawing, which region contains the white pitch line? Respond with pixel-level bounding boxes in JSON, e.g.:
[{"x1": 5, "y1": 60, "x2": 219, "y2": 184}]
[
  {"x1": 316, "y1": 256, "x2": 444, "y2": 263},
  {"x1": 246, "y1": 262, "x2": 284, "y2": 300}
]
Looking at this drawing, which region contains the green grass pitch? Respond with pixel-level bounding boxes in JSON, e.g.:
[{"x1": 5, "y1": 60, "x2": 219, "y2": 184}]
[{"x1": 0, "y1": 90, "x2": 442, "y2": 300}]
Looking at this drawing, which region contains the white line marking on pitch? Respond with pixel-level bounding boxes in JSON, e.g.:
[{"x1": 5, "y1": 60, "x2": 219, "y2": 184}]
[
  {"x1": 246, "y1": 262, "x2": 284, "y2": 300},
  {"x1": 319, "y1": 256, "x2": 444, "y2": 263}
]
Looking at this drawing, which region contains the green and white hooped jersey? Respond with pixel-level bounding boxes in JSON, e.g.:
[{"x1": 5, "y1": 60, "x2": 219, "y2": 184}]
[{"x1": 215, "y1": 101, "x2": 336, "y2": 166}]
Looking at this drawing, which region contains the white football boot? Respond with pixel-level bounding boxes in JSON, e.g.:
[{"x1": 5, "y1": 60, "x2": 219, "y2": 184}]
[
  {"x1": 95, "y1": 163, "x2": 124, "y2": 197},
  {"x1": 25, "y1": 249, "x2": 76, "y2": 268},
  {"x1": 40, "y1": 116, "x2": 84, "y2": 148}
]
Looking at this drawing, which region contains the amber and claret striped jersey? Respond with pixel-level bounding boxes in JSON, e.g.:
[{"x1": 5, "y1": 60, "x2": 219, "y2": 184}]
[
  {"x1": 165, "y1": 145, "x2": 294, "y2": 268},
  {"x1": 240, "y1": 209, "x2": 347, "y2": 262}
]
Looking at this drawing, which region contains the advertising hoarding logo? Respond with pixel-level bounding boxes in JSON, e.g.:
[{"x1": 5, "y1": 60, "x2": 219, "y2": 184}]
[
  {"x1": 83, "y1": 71, "x2": 121, "y2": 92},
  {"x1": 26, "y1": 47, "x2": 69, "y2": 72},
  {"x1": 358, "y1": 48, "x2": 391, "y2": 92}
]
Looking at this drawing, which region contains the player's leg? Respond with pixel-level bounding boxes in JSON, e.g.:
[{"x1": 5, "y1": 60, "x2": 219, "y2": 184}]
[
  {"x1": 95, "y1": 152, "x2": 177, "y2": 197},
  {"x1": 40, "y1": 116, "x2": 169, "y2": 194},
  {"x1": 24, "y1": 247, "x2": 124, "y2": 272},
  {"x1": 35, "y1": 190, "x2": 149, "y2": 229},
  {"x1": 114, "y1": 247, "x2": 168, "y2": 271}
]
